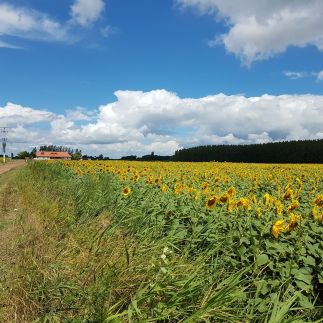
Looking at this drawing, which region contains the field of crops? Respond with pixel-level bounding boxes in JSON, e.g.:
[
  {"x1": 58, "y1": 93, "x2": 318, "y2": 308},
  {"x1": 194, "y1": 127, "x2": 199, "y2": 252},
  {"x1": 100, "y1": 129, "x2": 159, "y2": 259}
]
[
  {"x1": 61, "y1": 160, "x2": 323, "y2": 239},
  {"x1": 48, "y1": 160, "x2": 322, "y2": 320},
  {"x1": 4, "y1": 160, "x2": 322, "y2": 321},
  {"x1": 64, "y1": 160, "x2": 323, "y2": 229}
]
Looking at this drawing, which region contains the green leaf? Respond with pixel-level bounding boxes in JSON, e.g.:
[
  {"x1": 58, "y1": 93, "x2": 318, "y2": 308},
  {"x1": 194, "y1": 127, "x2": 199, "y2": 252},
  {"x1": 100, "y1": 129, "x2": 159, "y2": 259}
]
[
  {"x1": 257, "y1": 298, "x2": 269, "y2": 313},
  {"x1": 294, "y1": 269, "x2": 312, "y2": 284},
  {"x1": 175, "y1": 229, "x2": 187, "y2": 239},
  {"x1": 256, "y1": 254, "x2": 269, "y2": 266},
  {"x1": 298, "y1": 294, "x2": 314, "y2": 309},
  {"x1": 295, "y1": 280, "x2": 311, "y2": 290},
  {"x1": 302, "y1": 256, "x2": 316, "y2": 266}
]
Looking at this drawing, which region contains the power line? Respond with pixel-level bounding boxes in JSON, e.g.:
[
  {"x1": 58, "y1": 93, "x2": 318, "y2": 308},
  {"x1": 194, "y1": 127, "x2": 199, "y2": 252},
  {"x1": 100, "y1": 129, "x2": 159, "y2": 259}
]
[{"x1": 0, "y1": 127, "x2": 9, "y2": 163}]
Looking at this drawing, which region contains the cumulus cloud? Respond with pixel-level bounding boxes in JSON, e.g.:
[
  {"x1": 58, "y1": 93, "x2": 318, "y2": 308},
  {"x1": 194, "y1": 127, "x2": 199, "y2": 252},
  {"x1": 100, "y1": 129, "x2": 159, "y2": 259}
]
[
  {"x1": 0, "y1": 102, "x2": 55, "y2": 125},
  {"x1": 176, "y1": 0, "x2": 323, "y2": 65},
  {"x1": 0, "y1": 3, "x2": 70, "y2": 44},
  {"x1": 0, "y1": 0, "x2": 108, "y2": 48},
  {"x1": 65, "y1": 107, "x2": 98, "y2": 122},
  {"x1": 70, "y1": 0, "x2": 105, "y2": 27},
  {"x1": 2, "y1": 90, "x2": 323, "y2": 158}
]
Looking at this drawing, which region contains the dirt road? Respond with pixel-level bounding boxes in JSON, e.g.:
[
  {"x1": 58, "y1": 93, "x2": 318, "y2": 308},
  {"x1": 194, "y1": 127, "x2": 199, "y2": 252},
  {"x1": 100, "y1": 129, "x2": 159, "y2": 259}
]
[
  {"x1": 0, "y1": 160, "x2": 26, "y2": 175},
  {"x1": 0, "y1": 161, "x2": 25, "y2": 320}
]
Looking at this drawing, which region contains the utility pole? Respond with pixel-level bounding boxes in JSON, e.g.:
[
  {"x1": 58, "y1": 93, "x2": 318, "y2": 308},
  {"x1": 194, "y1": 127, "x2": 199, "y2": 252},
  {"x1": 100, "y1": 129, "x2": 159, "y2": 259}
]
[{"x1": 1, "y1": 127, "x2": 9, "y2": 163}]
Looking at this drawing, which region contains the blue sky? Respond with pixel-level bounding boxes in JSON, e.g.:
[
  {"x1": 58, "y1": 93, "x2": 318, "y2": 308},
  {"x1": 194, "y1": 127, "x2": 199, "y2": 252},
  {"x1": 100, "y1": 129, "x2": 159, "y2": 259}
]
[{"x1": 1, "y1": 0, "x2": 323, "y2": 157}]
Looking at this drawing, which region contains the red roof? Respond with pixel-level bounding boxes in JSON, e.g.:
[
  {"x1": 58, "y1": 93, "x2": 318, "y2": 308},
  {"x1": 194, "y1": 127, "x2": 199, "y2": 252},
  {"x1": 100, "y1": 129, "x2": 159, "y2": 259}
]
[{"x1": 36, "y1": 151, "x2": 71, "y2": 158}]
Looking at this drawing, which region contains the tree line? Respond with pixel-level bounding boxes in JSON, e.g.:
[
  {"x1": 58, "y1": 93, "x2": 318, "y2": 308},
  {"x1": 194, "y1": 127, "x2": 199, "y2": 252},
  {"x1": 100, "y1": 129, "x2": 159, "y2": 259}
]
[
  {"x1": 172, "y1": 139, "x2": 323, "y2": 163},
  {"x1": 121, "y1": 152, "x2": 171, "y2": 161},
  {"x1": 15, "y1": 139, "x2": 323, "y2": 163}
]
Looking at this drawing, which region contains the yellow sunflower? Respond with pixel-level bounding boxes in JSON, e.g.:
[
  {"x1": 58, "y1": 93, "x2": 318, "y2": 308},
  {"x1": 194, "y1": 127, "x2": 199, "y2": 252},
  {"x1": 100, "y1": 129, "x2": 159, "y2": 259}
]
[
  {"x1": 161, "y1": 184, "x2": 168, "y2": 193},
  {"x1": 288, "y1": 200, "x2": 300, "y2": 212},
  {"x1": 236, "y1": 198, "x2": 251, "y2": 210},
  {"x1": 283, "y1": 188, "x2": 293, "y2": 200},
  {"x1": 219, "y1": 194, "x2": 229, "y2": 203},
  {"x1": 272, "y1": 219, "x2": 286, "y2": 238},
  {"x1": 312, "y1": 206, "x2": 323, "y2": 222},
  {"x1": 227, "y1": 186, "x2": 236, "y2": 197},
  {"x1": 286, "y1": 213, "x2": 300, "y2": 231},
  {"x1": 122, "y1": 187, "x2": 131, "y2": 196},
  {"x1": 314, "y1": 195, "x2": 323, "y2": 207},
  {"x1": 206, "y1": 196, "x2": 217, "y2": 209}
]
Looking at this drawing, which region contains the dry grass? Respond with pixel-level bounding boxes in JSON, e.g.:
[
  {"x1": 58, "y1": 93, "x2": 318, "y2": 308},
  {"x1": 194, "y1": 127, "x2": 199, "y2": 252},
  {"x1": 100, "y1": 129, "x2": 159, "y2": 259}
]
[
  {"x1": 0, "y1": 168, "x2": 154, "y2": 322},
  {"x1": 0, "y1": 173, "x2": 20, "y2": 321}
]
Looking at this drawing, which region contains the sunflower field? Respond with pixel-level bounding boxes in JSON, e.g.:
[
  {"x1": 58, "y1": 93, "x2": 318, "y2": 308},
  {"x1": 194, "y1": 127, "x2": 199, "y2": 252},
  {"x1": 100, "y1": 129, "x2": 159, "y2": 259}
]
[{"x1": 8, "y1": 160, "x2": 323, "y2": 321}]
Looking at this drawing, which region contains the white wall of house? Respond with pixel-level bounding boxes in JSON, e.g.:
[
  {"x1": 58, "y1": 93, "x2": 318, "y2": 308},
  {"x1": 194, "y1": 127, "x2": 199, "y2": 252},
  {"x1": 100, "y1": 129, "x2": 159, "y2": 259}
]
[{"x1": 34, "y1": 157, "x2": 71, "y2": 160}]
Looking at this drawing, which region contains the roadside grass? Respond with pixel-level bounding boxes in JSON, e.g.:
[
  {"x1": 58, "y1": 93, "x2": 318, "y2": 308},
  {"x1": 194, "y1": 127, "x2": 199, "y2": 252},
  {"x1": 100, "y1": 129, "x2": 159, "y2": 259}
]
[
  {"x1": 0, "y1": 158, "x2": 11, "y2": 164},
  {"x1": 0, "y1": 170, "x2": 22, "y2": 321},
  {"x1": 0, "y1": 163, "x2": 322, "y2": 322}
]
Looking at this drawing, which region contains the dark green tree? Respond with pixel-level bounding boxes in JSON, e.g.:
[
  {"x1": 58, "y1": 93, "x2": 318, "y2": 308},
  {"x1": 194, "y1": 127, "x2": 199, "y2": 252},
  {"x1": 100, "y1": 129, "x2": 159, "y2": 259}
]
[{"x1": 17, "y1": 151, "x2": 30, "y2": 159}]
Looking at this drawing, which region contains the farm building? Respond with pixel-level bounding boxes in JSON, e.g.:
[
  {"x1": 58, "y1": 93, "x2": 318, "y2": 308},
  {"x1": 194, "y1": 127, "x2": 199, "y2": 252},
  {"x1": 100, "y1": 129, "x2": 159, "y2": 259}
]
[{"x1": 35, "y1": 151, "x2": 72, "y2": 160}]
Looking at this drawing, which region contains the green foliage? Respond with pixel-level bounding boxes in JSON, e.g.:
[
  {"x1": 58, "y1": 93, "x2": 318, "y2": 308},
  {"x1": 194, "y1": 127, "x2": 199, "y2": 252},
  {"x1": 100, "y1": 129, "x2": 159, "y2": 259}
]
[
  {"x1": 72, "y1": 151, "x2": 82, "y2": 160},
  {"x1": 2, "y1": 162, "x2": 323, "y2": 322},
  {"x1": 17, "y1": 150, "x2": 30, "y2": 159},
  {"x1": 173, "y1": 139, "x2": 323, "y2": 163}
]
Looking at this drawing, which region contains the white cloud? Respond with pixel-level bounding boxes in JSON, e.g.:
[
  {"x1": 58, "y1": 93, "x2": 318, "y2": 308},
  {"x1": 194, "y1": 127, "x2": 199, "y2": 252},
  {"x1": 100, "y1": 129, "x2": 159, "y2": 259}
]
[
  {"x1": 283, "y1": 71, "x2": 308, "y2": 80},
  {"x1": 283, "y1": 70, "x2": 323, "y2": 81},
  {"x1": 9, "y1": 125, "x2": 46, "y2": 144},
  {"x1": 0, "y1": 102, "x2": 55, "y2": 125},
  {"x1": 0, "y1": 1, "x2": 108, "y2": 48},
  {"x1": 70, "y1": 0, "x2": 105, "y2": 27},
  {"x1": 0, "y1": 40, "x2": 21, "y2": 49},
  {"x1": 317, "y1": 70, "x2": 323, "y2": 81},
  {"x1": 65, "y1": 107, "x2": 98, "y2": 122},
  {"x1": 2, "y1": 90, "x2": 323, "y2": 158},
  {"x1": 101, "y1": 25, "x2": 116, "y2": 38},
  {"x1": 0, "y1": 3, "x2": 70, "y2": 43},
  {"x1": 176, "y1": 0, "x2": 323, "y2": 65}
]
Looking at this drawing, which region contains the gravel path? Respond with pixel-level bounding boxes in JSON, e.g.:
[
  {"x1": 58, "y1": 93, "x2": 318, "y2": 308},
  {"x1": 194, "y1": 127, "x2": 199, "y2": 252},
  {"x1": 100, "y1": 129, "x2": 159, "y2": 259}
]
[{"x1": 0, "y1": 160, "x2": 26, "y2": 175}]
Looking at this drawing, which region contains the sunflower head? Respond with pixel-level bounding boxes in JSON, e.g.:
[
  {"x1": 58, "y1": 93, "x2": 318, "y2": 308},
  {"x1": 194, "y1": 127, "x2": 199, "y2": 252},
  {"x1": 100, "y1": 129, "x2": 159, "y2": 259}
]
[
  {"x1": 272, "y1": 219, "x2": 286, "y2": 238},
  {"x1": 283, "y1": 188, "x2": 293, "y2": 200},
  {"x1": 263, "y1": 193, "x2": 271, "y2": 207},
  {"x1": 227, "y1": 186, "x2": 236, "y2": 197},
  {"x1": 237, "y1": 198, "x2": 250, "y2": 209},
  {"x1": 274, "y1": 199, "x2": 283, "y2": 215},
  {"x1": 161, "y1": 184, "x2": 168, "y2": 193},
  {"x1": 201, "y1": 182, "x2": 208, "y2": 190},
  {"x1": 122, "y1": 187, "x2": 131, "y2": 196},
  {"x1": 288, "y1": 200, "x2": 299, "y2": 212},
  {"x1": 287, "y1": 213, "x2": 300, "y2": 231},
  {"x1": 206, "y1": 196, "x2": 217, "y2": 209},
  {"x1": 312, "y1": 206, "x2": 323, "y2": 222},
  {"x1": 314, "y1": 195, "x2": 323, "y2": 207},
  {"x1": 219, "y1": 194, "x2": 228, "y2": 203}
]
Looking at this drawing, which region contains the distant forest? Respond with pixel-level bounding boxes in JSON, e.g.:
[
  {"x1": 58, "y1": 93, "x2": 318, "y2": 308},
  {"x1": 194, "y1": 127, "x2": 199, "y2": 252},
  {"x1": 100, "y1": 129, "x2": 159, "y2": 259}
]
[
  {"x1": 172, "y1": 139, "x2": 323, "y2": 163},
  {"x1": 18, "y1": 140, "x2": 323, "y2": 163}
]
